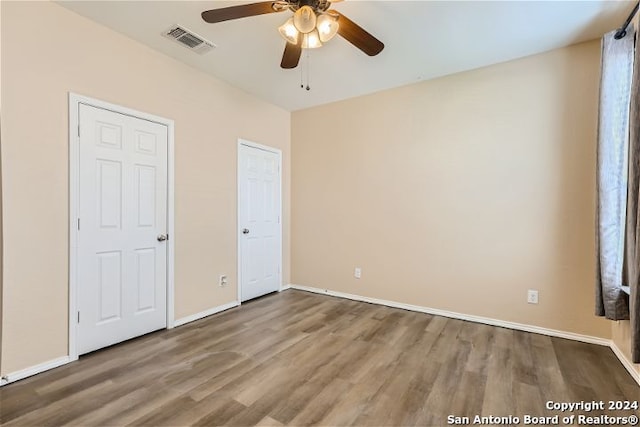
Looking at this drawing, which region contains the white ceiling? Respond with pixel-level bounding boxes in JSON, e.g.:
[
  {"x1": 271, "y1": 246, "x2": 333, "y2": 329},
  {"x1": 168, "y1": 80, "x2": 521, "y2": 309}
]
[{"x1": 58, "y1": 0, "x2": 635, "y2": 111}]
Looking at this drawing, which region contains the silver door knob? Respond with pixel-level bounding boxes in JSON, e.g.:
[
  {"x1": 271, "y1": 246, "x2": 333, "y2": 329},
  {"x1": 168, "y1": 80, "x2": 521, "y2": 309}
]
[
  {"x1": 242, "y1": 228, "x2": 250, "y2": 234},
  {"x1": 157, "y1": 234, "x2": 168, "y2": 242}
]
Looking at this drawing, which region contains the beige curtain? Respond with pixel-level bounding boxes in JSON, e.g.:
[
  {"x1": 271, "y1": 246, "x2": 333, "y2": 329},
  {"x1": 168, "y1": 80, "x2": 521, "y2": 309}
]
[
  {"x1": 596, "y1": 29, "x2": 633, "y2": 322},
  {"x1": 596, "y1": 25, "x2": 640, "y2": 363}
]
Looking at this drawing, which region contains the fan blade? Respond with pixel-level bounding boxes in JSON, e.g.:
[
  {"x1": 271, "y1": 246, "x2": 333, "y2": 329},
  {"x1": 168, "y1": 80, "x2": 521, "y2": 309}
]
[
  {"x1": 202, "y1": 2, "x2": 281, "y2": 24},
  {"x1": 332, "y1": 10, "x2": 384, "y2": 56},
  {"x1": 281, "y1": 38, "x2": 302, "y2": 69}
]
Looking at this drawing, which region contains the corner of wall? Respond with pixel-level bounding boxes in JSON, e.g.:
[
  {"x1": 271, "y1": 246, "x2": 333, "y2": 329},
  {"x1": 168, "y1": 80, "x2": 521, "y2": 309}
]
[
  {"x1": 0, "y1": 114, "x2": 4, "y2": 379},
  {"x1": 0, "y1": 0, "x2": 4, "y2": 378},
  {"x1": 611, "y1": 320, "x2": 640, "y2": 385}
]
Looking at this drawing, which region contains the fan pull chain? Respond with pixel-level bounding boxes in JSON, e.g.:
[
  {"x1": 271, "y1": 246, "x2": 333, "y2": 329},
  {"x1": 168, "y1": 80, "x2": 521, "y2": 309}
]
[
  {"x1": 300, "y1": 51, "x2": 311, "y2": 91},
  {"x1": 300, "y1": 56, "x2": 304, "y2": 89},
  {"x1": 306, "y1": 50, "x2": 311, "y2": 91}
]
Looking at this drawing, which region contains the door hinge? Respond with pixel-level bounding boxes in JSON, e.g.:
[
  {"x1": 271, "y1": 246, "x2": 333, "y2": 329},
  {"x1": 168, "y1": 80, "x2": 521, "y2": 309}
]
[
  {"x1": 77, "y1": 218, "x2": 80, "y2": 230},
  {"x1": 77, "y1": 311, "x2": 80, "y2": 323},
  {"x1": 77, "y1": 125, "x2": 80, "y2": 138}
]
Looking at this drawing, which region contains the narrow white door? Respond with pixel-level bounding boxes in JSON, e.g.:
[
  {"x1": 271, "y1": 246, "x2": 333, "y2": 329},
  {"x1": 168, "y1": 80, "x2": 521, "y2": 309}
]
[
  {"x1": 78, "y1": 104, "x2": 168, "y2": 355},
  {"x1": 239, "y1": 143, "x2": 282, "y2": 302}
]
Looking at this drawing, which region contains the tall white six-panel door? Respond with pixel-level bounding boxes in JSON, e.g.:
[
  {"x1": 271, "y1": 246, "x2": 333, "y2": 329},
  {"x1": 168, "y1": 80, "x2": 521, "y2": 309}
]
[
  {"x1": 239, "y1": 144, "x2": 281, "y2": 302},
  {"x1": 78, "y1": 104, "x2": 168, "y2": 355}
]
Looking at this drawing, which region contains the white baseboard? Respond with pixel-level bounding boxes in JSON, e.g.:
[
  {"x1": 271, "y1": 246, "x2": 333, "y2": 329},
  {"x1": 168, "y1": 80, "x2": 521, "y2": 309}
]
[
  {"x1": 1, "y1": 302, "x2": 240, "y2": 387},
  {"x1": 174, "y1": 300, "x2": 239, "y2": 327},
  {"x1": 0, "y1": 356, "x2": 72, "y2": 387},
  {"x1": 610, "y1": 340, "x2": 640, "y2": 386},
  {"x1": 288, "y1": 284, "x2": 610, "y2": 346},
  {"x1": 288, "y1": 284, "x2": 640, "y2": 386},
  {"x1": 3, "y1": 288, "x2": 638, "y2": 388}
]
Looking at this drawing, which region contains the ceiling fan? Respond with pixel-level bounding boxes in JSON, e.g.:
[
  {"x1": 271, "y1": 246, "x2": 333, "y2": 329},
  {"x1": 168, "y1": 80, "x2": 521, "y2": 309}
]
[{"x1": 201, "y1": 0, "x2": 384, "y2": 69}]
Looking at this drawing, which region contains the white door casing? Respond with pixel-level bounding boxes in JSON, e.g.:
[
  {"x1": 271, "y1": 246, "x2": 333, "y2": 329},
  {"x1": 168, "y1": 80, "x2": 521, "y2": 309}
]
[
  {"x1": 238, "y1": 141, "x2": 282, "y2": 302},
  {"x1": 71, "y1": 96, "x2": 173, "y2": 356}
]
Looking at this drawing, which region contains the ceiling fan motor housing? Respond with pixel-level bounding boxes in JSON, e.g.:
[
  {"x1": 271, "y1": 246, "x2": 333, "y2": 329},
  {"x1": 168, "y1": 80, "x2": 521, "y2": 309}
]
[{"x1": 283, "y1": 0, "x2": 332, "y2": 13}]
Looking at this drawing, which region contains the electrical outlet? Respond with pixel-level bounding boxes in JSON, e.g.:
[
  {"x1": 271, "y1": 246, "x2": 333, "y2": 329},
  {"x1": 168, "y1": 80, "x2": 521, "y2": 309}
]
[
  {"x1": 527, "y1": 289, "x2": 539, "y2": 304},
  {"x1": 219, "y1": 275, "x2": 228, "y2": 287},
  {"x1": 354, "y1": 267, "x2": 361, "y2": 279}
]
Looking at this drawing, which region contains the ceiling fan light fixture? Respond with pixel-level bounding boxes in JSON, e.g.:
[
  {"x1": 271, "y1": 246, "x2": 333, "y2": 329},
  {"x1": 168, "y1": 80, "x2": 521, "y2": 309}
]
[
  {"x1": 302, "y1": 29, "x2": 322, "y2": 49},
  {"x1": 316, "y1": 14, "x2": 339, "y2": 42},
  {"x1": 278, "y1": 17, "x2": 299, "y2": 44},
  {"x1": 293, "y1": 5, "x2": 317, "y2": 34}
]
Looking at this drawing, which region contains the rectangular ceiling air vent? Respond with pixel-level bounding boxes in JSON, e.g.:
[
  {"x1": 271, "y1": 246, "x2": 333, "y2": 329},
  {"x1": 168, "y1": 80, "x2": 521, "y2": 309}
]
[{"x1": 162, "y1": 25, "x2": 215, "y2": 54}]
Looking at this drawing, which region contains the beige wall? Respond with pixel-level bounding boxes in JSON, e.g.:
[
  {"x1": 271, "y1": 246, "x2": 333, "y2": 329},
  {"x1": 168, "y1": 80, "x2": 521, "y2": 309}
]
[
  {"x1": 0, "y1": 1, "x2": 290, "y2": 374},
  {"x1": 292, "y1": 40, "x2": 610, "y2": 339},
  {"x1": 0, "y1": 0, "x2": 3, "y2": 376},
  {"x1": 2, "y1": 0, "x2": 637, "y2": 381},
  {"x1": 613, "y1": 321, "x2": 640, "y2": 377}
]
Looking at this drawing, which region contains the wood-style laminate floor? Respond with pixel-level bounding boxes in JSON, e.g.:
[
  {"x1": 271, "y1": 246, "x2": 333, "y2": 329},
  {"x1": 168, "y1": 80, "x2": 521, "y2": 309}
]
[{"x1": 1, "y1": 290, "x2": 638, "y2": 426}]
